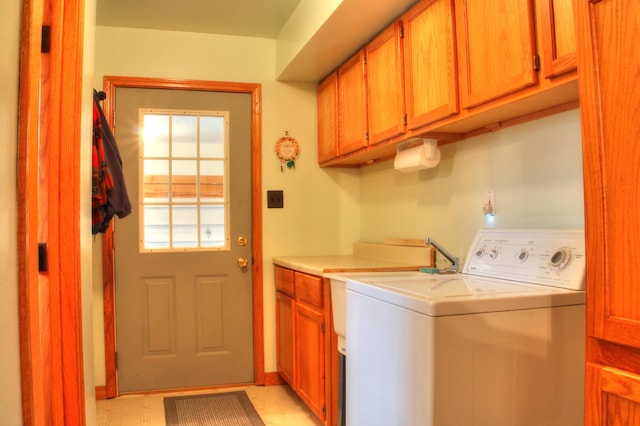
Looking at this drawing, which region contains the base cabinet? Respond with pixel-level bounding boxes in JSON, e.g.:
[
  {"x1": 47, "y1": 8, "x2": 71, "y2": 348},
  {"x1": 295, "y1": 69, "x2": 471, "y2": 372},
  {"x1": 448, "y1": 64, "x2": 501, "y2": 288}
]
[
  {"x1": 586, "y1": 362, "x2": 640, "y2": 424},
  {"x1": 275, "y1": 266, "x2": 332, "y2": 424}
]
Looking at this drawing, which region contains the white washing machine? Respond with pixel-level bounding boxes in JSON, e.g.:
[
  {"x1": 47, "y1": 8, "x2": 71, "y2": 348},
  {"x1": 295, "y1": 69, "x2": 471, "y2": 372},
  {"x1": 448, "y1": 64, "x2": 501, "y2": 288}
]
[{"x1": 345, "y1": 229, "x2": 586, "y2": 426}]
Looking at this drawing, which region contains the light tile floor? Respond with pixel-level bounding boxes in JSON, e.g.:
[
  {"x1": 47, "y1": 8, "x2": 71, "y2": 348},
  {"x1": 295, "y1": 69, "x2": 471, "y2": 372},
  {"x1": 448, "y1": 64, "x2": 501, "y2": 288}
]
[{"x1": 96, "y1": 385, "x2": 324, "y2": 426}]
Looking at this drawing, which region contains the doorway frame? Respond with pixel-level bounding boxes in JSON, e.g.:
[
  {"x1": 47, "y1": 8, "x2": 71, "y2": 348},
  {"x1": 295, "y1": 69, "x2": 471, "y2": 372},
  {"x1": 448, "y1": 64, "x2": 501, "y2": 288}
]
[
  {"x1": 17, "y1": 0, "x2": 87, "y2": 423},
  {"x1": 100, "y1": 76, "x2": 264, "y2": 398}
]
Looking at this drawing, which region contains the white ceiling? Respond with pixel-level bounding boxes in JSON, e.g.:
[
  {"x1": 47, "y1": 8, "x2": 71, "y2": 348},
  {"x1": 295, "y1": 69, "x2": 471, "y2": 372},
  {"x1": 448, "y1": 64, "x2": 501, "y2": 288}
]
[{"x1": 95, "y1": 0, "x2": 303, "y2": 39}]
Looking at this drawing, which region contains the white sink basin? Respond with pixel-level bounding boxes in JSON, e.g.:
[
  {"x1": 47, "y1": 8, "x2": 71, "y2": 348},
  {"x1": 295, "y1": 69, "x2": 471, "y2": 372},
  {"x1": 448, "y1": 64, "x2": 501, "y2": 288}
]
[
  {"x1": 327, "y1": 271, "x2": 428, "y2": 356},
  {"x1": 329, "y1": 278, "x2": 347, "y2": 355}
]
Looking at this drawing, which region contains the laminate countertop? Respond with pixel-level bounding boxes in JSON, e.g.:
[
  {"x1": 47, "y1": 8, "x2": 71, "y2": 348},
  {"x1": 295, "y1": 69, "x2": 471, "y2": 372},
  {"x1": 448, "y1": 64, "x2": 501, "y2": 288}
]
[{"x1": 272, "y1": 242, "x2": 434, "y2": 276}]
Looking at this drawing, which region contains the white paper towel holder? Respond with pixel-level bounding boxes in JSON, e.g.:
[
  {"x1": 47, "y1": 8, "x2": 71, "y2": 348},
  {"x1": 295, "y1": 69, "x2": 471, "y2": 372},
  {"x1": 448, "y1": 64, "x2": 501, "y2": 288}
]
[{"x1": 393, "y1": 138, "x2": 441, "y2": 172}]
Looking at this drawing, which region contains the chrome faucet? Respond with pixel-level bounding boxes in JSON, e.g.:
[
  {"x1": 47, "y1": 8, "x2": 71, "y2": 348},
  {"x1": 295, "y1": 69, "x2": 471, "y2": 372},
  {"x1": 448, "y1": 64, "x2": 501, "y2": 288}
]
[{"x1": 425, "y1": 238, "x2": 460, "y2": 273}]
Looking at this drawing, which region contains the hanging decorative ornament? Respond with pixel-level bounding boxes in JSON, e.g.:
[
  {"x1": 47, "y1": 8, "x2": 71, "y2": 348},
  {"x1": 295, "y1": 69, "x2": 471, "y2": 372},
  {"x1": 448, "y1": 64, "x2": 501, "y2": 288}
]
[{"x1": 275, "y1": 131, "x2": 300, "y2": 172}]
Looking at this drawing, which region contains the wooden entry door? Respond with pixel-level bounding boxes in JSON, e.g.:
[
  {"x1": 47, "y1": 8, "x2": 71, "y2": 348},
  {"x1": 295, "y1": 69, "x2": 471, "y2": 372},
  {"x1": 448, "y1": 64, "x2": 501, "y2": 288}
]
[{"x1": 113, "y1": 87, "x2": 254, "y2": 392}]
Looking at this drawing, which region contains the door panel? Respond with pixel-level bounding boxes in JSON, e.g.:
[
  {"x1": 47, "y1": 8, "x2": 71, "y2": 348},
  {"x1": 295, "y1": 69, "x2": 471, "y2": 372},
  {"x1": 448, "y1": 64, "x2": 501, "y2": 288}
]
[{"x1": 114, "y1": 88, "x2": 253, "y2": 392}]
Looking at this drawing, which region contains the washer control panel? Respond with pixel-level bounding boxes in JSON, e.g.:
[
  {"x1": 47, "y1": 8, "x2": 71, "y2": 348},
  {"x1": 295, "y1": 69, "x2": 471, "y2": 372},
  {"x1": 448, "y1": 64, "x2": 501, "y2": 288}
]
[{"x1": 463, "y1": 229, "x2": 585, "y2": 290}]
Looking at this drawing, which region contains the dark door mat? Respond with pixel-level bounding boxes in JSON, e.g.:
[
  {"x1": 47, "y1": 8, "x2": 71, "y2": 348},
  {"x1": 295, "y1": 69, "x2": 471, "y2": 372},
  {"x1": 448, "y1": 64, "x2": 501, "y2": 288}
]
[{"x1": 164, "y1": 390, "x2": 265, "y2": 426}]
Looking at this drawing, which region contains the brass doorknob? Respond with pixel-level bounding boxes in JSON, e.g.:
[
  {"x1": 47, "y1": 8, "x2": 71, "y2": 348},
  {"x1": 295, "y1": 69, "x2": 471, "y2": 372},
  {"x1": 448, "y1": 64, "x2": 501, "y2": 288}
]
[
  {"x1": 237, "y1": 236, "x2": 248, "y2": 247},
  {"x1": 237, "y1": 257, "x2": 249, "y2": 268}
]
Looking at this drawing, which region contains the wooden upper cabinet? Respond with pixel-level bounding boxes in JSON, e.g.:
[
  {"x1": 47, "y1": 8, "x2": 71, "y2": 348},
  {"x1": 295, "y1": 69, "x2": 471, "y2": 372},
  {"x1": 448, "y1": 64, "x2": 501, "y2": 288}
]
[
  {"x1": 366, "y1": 21, "x2": 406, "y2": 145},
  {"x1": 403, "y1": 0, "x2": 458, "y2": 129},
  {"x1": 538, "y1": 0, "x2": 577, "y2": 78},
  {"x1": 338, "y1": 50, "x2": 368, "y2": 155},
  {"x1": 317, "y1": 72, "x2": 339, "y2": 164},
  {"x1": 455, "y1": 0, "x2": 537, "y2": 108}
]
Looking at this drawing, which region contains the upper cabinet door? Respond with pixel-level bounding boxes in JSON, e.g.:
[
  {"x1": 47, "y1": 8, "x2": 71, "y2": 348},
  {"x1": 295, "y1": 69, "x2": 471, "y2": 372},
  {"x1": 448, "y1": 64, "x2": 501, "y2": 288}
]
[
  {"x1": 338, "y1": 50, "x2": 368, "y2": 156},
  {"x1": 538, "y1": 0, "x2": 577, "y2": 79},
  {"x1": 317, "y1": 72, "x2": 339, "y2": 164},
  {"x1": 456, "y1": 0, "x2": 537, "y2": 108},
  {"x1": 366, "y1": 21, "x2": 406, "y2": 145},
  {"x1": 403, "y1": 0, "x2": 459, "y2": 130}
]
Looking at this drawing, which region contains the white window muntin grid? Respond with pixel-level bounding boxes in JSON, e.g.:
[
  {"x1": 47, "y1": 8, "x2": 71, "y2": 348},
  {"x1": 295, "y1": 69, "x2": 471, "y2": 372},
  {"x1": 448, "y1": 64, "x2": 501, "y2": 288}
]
[{"x1": 138, "y1": 109, "x2": 230, "y2": 252}]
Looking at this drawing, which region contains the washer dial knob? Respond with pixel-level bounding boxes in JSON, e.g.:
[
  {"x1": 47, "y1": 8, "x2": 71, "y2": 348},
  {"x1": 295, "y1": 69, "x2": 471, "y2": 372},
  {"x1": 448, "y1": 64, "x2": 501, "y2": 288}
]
[
  {"x1": 518, "y1": 249, "x2": 529, "y2": 262},
  {"x1": 488, "y1": 249, "x2": 500, "y2": 259},
  {"x1": 550, "y1": 247, "x2": 573, "y2": 270}
]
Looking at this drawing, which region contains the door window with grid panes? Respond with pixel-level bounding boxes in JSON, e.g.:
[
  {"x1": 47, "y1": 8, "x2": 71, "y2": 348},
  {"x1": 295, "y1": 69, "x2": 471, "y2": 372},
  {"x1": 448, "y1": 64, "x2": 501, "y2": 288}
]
[{"x1": 139, "y1": 110, "x2": 230, "y2": 251}]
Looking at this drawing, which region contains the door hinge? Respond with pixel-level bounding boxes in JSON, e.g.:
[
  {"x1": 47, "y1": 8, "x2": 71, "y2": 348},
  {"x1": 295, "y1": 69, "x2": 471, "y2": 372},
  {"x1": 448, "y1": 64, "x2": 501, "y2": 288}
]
[
  {"x1": 533, "y1": 54, "x2": 540, "y2": 71},
  {"x1": 38, "y1": 243, "x2": 47, "y2": 272},
  {"x1": 115, "y1": 352, "x2": 118, "y2": 369},
  {"x1": 41, "y1": 25, "x2": 51, "y2": 53}
]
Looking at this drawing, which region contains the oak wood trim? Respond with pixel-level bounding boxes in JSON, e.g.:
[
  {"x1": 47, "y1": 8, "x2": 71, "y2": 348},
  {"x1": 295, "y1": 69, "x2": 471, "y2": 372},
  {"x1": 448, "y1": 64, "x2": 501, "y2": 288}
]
[
  {"x1": 263, "y1": 372, "x2": 286, "y2": 386},
  {"x1": 101, "y1": 76, "x2": 264, "y2": 396},
  {"x1": 102, "y1": 224, "x2": 117, "y2": 398},
  {"x1": 95, "y1": 386, "x2": 107, "y2": 401},
  {"x1": 17, "y1": 0, "x2": 46, "y2": 423},
  {"x1": 18, "y1": 0, "x2": 87, "y2": 423}
]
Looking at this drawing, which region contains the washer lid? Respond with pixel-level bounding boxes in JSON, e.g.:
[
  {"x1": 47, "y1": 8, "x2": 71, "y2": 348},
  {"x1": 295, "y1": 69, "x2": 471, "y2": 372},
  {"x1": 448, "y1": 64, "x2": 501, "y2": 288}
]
[{"x1": 346, "y1": 273, "x2": 585, "y2": 316}]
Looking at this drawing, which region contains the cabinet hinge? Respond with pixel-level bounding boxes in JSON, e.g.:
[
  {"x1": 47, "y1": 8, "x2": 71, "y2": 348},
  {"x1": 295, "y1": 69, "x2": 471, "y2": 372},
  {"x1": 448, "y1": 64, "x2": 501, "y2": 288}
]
[
  {"x1": 365, "y1": 131, "x2": 369, "y2": 141},
  {"x1": 323, "y1": 405, "x2": 326, "y2": 415},
  {"x1": 38, "y1": 243, "x2": 47, "y2": 272},
  {"x1": 321, "y1": 322, "x2": 326, "y2": 333},
  {"x1": 403, "y1": 114, "x2": 407, "y2": 126},
  {"x1": 400, "y1": 26, "x2": 404, "y2": 38},
  {"x1": 41, "y1": 25, "x2": 51, "y2": 53},
  {"x1": 533, "y1": 54, "x2": 540, "y2": 71}
]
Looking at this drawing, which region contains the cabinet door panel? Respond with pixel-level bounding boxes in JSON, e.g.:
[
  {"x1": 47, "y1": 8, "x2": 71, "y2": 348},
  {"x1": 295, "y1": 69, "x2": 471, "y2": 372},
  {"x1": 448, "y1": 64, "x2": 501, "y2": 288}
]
[
  {"x1": 276, "y1": 292, "x2": 295, "y2": 386},
  {"x1": 577, "y1": 0, "x2": 640, "y2": 347},
  {"x1": 539, "y1": 0, "x2": 577, "y2": 78},
  {"x1": 367, "y1": 21, "x2": 406, "y2": 144},
  {"x1": 456, "y1": 0, "x2": 537, "y2": 108},
  {"x1": 404, "y1": 0, "x2": 458, "y2": 129},
  {"x1": 587, "y1": 364, "x2": 640, "y2": 424},
  {"x1": 295, "y1": 271, "x2": 323, "y2": 309},
  {"x1": 338, "y1": 51, "x2": 368, "y2": 155},
  {"x1": 317, "y1": 72, "x2": 339, "y2": 163},
  {"x1": 274, "y1": 266, "x2": 295, "y2": 296},
  {"x1": 295, "y1": 302, "x2": 325, "y2": 421}
]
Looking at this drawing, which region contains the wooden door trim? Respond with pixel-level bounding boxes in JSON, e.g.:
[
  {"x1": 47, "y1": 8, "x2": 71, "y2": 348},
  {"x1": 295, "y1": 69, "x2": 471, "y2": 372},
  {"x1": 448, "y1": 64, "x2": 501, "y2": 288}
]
[
  {"x1": 100, "y1": 76, "x2": 264, "y2": 397},
  {"x1": 17, "y1": 0, "x2": 87, "y2": 423}
]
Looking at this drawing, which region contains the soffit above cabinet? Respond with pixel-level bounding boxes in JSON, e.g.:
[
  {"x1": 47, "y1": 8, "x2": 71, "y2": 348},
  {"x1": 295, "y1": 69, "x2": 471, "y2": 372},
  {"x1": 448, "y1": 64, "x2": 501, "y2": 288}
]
[
  {"x1": 96, "y1": 0, "x2": 303, "y2": 39},
  {"x1": 276, "y1": 0, "x2": 418, "y2": 82},
  {"x1": 96, "y1": 0, "x2": 417, "y2": 82}
]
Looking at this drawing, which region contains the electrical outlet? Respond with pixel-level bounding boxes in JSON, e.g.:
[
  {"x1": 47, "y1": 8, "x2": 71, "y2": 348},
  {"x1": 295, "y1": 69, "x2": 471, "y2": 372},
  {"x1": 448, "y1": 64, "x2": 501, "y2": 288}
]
[
  {"x1": 267, "y1": 190, "x2": 284, "y2": 208},
  {"x1": 484, "y1": 190, "x2": 496, "y2": 216}
]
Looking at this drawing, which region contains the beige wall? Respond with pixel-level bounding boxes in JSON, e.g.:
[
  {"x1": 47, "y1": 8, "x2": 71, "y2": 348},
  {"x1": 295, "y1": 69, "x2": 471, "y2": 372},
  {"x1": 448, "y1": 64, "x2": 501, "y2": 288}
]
[
  {"x1": 91, "y1": 25, "x2": 362, "y2": 381},
  {"x1": 83, "y1": 0, "x2": 98, "y2": 422},
  {"x1": 360, "y1": 108, "x2": 584, "y2": 266},
  {"x1": 1, "y1": 0, "x2": 24, "y2": 423},
  {"x1": 91, "y1": 25, "x2": 585, "y2": 385}
]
